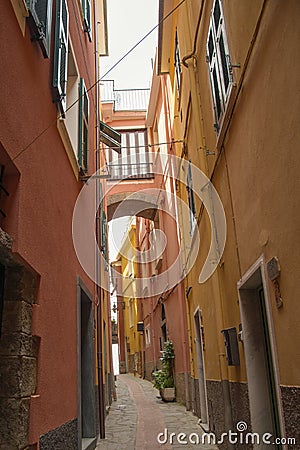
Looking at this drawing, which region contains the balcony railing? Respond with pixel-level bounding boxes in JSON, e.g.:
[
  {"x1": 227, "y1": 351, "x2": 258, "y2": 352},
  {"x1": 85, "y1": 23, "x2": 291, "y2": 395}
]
[
  {"x1": 101, "y1": 80, "x2": 150, "y2": 111},
  {"x1": 107, "y1": 162, "x2": 154, "y2": 180}
]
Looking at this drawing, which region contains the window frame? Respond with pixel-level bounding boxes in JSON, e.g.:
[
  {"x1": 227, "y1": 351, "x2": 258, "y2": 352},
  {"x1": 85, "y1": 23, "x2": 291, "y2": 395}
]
[
  {"x1": 174, "y1": 29, "x2": 182, "y2": 93},
  {"x1": 53, "y1": 0, "x2": 69, "y2": 116},
  {"x1": 186, "y1": 160, "x2": 197, "y2": 236},
  {"x1": 81, "y1": 0, "x2": 92, "y2": 41},
  {"x1": 145, "y1": 325, "x2": 151, "y2": 347},
  {"x1": 129, "y1": 299, "x2": 134, "y2": 329},
  {"x1": 26, "y1": 0, "x2": 53, "y2": 58},
  {"x1": 78, "y1": 78, "x2": 89, "y2": 173},
  {"x1": 206, "y1": 0, "x2": 232, "y2": 131},
  {"x1": 101, "y1": 209, "x2": 107, "y2": 259}
]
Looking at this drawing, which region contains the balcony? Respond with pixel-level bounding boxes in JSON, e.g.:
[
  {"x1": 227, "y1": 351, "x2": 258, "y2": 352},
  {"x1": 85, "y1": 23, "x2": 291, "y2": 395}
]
[
  {"x1": 101, "y1": 80, "x2": 150, "y2": 111},
  {"x1": 107, "y1": 162, "x2": 154, "y2": 181}
]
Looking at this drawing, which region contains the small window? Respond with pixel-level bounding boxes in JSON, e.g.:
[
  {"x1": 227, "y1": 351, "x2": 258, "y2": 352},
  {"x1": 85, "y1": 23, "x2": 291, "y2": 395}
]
[
  {"x1": 101, "y1": 210, "x2": 107, "y2": 260},
  {"x1": 145, "y1": 325, "x2": 151, "y2": 347},
  {"x1": 26, "y1": 0, "x2": 53, "y2": 58},
  {"x1": 53, "y1": 0, "x2": 69, "y2": 115},
  {"x1": 81, "y1": 0, "x2": 92, "y2": 41},
  {"x1": 78, "y1": 78, "x2": 89, "y2": 173},
  {"x1": 174, "y1": 30, "x2": 182, "y2": 92},
  {"x1": 186, "y1": 161, "x2": 197, "y2": 236},
  {"x1": 129, "y1": 299, "x2": 134, "y2": 328},
  {"x1": 206, "y1": 0, "x2": 232, "y2": 130}
]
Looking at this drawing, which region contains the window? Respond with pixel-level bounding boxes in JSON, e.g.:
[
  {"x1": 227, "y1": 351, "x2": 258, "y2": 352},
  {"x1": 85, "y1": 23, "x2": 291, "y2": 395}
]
[
  {"x1": 145, "y1": 325, "x2": 151, "y2": 347},
  {"x1": 26, "y1": 0, "x2": 53, "y2": 57},
  {"x1": 206, "y1": 0, "x2": 232, "y2": 131},
  {"x1": 129, "y1": 299, "x2": 134, "y2": 328},
  {"x1": 186, "y1": 161, "x2": 197, "y2": 235},
  {"x1": 53, "y1": 0, "x2": 69, "y2": 115},
  {"x1": 78, "y1": 78, "x2": 89, "y2": 173},
  {"x1": 161, "y1": 304, "x2": 167, "y2": 346},
  {"x1": 81, "y1": 0, "x2": 92, "y2": 41},
  {"x1": 174, "y1": 30, "x2": 182, "y2": 92},
  {"x1": 101, "y1": 210, "x2": 107, "y2": 259},
  {"x1": 107, "y1": 129, "x2": 153, "y2": 180}
]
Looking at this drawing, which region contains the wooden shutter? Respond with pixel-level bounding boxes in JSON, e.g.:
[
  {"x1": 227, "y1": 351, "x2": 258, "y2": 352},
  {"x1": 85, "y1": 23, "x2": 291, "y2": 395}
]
[
  {"x1": 101, "y1": 210, "x2": 107, "y2": 259},
  {"x1": 53, "y1": 0, "x2": 69, "y2": 116},
  {"x1": 187, "y1": 161, "x2": 196, "y2": 235},
  {"x1": 78, "y1": 78, "x2": 89, "y2": 172},
  {"x1": 206, "y1": 0, "x2": 232, "y2": 129},
  {"x1": 174, "y1": 30, "x2": 181, "y2": 91},
  {"x1": 213, "y1": 0, "x2": 231, "y2": 100},
  {"x1": 81, "y1": 0, "x2": 92, "y2": 41},
  {"x1": 26, "y1": 0, "x2": 53, "y2": 58}
]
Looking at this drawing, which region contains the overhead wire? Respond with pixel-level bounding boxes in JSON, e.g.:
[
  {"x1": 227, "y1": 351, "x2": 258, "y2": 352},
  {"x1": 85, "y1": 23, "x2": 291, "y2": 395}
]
[
  {"x1": 12, "y1": 0, "x2": 186, "y2": 163},
  {"x1": 104, "y1": 139, "x2": 184, "y2": 152}
]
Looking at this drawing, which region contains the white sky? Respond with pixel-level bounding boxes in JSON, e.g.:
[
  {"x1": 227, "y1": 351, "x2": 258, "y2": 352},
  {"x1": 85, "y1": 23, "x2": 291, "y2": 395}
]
[{"x1": 100, "y1": 0, "x2": 159, "y2": 89}]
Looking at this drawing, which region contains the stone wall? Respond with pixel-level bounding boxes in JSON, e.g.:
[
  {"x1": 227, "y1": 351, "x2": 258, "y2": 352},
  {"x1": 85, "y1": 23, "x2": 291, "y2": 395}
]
[
  {"x1": 0, "y1": 230, "x2": 39, "y2": 450},
  {"x1": 174, "y1": 372, "x2": 186, "y2": 405},
  {"x1": 145, "y1": 361, "x2": 155, "y2": 381},
  {"x1": 39, "y1": 419, "x2": 78, "y2": 450},
  {"x1": 281, "y1": 385, "x2": 300, "y2": 448},
  {"x1": 188, "y1": 377, "x2": 251, "y2": 450}
]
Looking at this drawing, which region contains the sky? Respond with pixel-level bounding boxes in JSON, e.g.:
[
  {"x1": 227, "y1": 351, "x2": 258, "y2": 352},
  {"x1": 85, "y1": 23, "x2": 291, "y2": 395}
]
[{"x1": 100, "y1": 0, "x2": 159, "y2": 89}]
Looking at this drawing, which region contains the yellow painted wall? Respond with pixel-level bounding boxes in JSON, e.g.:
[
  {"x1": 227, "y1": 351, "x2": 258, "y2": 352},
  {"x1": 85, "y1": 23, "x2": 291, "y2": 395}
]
[
  {"x1": 118, "y1": 224, "x2": 143, "y2": 371},
  {"x1": 164, "y1": 0, "x2": 300, "y2": 389}
]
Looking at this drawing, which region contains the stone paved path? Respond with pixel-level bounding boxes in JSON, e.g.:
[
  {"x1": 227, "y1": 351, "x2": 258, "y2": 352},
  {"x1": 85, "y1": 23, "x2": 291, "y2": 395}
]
[{"x1": 96, "y1": 374, "x2": 219, "y2": 450}]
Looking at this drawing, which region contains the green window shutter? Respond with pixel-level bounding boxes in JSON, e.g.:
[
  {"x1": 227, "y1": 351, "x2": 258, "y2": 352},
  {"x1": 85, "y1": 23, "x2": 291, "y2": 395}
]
[
  {"x1": 99, "y1": 182, "x2": 103, "y2": 209},
  {"x1": 101, "y1": 210, "x2": 107, "y2": 259},
  {"x1": 81, "y1": 0, "x2": 92, "y2": 41},
  {"x1": 26, "y1": 0, "x2": 53, "y2": 58},
  {"x1": 78, "y1": 78, "x2": 89, "y2": 173},
  {"x1": 53, "y1": 0, "x2": 69, "y2": 116}
]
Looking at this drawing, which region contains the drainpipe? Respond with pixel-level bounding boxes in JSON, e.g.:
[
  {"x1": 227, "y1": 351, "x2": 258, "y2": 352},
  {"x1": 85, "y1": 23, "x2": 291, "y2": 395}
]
[
  {"x1": 181, "y1": 0, "x2": 234, "y2": 441},
  {"x1": 182, "y1": 0, "x2": 208, "y2": 175},
  {"x1": 94, "y1": 0, "x2": 105, "y2": 439}
]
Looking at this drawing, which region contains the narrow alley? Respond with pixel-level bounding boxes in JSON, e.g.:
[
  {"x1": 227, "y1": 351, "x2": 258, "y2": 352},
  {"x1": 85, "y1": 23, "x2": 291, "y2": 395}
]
[
  {"x1": 96, "y1": 374, "x2": 218, "y2": 450},
  {"x1": 0, "y1": 0, "x2": 299, "y2": 449}
]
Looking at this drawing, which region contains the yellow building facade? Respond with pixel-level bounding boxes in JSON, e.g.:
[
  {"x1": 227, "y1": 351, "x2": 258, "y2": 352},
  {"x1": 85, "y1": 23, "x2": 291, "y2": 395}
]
[
  {"x1": 113, "y1": 222, "x2": 143, "y2": 375},
  {"x1": 158, "y1": 0, "x2": 300, "y2": 445}
]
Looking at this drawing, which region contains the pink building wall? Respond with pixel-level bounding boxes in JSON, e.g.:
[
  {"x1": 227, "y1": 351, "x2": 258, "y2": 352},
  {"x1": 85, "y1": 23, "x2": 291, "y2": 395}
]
[{"x1": 0, "y1": 1, "x2": 104, "y2": 447}]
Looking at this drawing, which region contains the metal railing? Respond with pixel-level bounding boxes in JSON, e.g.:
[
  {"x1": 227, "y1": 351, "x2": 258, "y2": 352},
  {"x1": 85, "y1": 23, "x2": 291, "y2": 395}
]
[
  {"x1": 107, "y1": 162, "x2": 154, "y2": 180},
  {"x1": 101, "y1": 81, "x2": 150, "y2": 111}
]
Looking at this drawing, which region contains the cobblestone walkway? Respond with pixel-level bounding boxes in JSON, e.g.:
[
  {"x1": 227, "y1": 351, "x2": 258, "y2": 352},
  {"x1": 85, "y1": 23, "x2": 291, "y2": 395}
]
[{"x1": 96, "y1": 374, "x2": 219, "y2": 450}]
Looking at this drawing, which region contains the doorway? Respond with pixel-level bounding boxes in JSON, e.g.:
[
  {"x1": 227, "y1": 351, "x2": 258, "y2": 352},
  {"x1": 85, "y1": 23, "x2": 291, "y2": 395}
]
[
  {"x1": 194, "y1": 308, "x2": 209, "y2": 428},
  {"x1": 77, "y1": 278, "x2": 96, "y2": 449},
  {"x1": 238, "y1": 257, "x2": 284, "y2": 449}
]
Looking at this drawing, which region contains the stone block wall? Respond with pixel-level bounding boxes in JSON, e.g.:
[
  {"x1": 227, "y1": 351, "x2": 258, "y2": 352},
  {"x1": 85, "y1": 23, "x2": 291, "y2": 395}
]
[
  {"x1": 281, "y1": 386, "x2": 300, "y2": 448},
  {"x1": 187, "y1": 377, "x2": 252, "y2": 450},
  {"x1": 0, "y1": 231, "x2": 39, "y2": 450},
  {"x1": 39, "y1": 419, "x2": 78, "y2": 450},
  {"x1": 174, "y1": 372, "x2": 186, "y2": 405}
]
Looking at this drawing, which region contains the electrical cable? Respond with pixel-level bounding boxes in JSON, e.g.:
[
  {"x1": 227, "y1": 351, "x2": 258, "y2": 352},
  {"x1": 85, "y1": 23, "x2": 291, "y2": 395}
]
[
  {"x1": 12, "y1": 0, "x2": 186, "y2": 163},
  {"x1": 104, "y1": 139, "x2": 184, "y2": 152}
]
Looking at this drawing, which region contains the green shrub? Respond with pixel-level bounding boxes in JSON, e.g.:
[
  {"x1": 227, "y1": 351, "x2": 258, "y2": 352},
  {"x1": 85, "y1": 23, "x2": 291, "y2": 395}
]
[{"x1": 152, "y1": 340, "x2": 175, "y2": 390}]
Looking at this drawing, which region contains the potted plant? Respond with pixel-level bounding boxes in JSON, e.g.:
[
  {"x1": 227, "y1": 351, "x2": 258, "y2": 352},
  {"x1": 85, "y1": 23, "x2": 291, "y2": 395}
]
[{"x1": 152, "y1": 340, "x2": 175, "y2": 402}]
